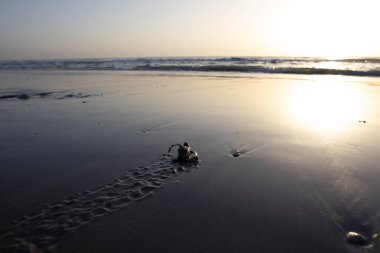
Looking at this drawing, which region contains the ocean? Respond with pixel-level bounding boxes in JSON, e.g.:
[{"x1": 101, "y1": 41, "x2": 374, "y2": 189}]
[{"x1": 0, "y1": 57, "x2": 379, "y2": 77}]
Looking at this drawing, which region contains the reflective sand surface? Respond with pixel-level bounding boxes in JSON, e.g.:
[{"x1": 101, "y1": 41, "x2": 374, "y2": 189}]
[{"x1": 1, "y1": 71, "x2": 380, "y2": 252}]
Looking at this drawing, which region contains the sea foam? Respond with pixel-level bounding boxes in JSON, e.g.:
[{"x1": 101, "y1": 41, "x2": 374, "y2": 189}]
[{"x1": 0, "y1": 57, "x2": 379, "y2": 77}]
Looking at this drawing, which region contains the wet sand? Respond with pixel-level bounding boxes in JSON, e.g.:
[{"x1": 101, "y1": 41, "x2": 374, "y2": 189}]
[{"x1": 1, "y1": 71, "x2": 380, "y2": 252}]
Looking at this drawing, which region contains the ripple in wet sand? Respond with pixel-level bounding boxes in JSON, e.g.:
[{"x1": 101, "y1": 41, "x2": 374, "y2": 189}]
[{"x1": 0, "y1": 89, "x2": 100, "y2": 101}]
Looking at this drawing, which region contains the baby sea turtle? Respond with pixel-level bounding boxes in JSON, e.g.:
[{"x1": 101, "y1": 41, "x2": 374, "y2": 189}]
[{"x1": 168, "y1": 142, "x2": 199, "y2": 163}]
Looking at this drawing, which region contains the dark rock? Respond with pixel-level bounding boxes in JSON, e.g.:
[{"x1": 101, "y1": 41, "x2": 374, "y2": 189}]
[
  {"x1": 37, "y1": 92, "x2": 53, "y2": 97},
  {"x1": 0, "y1": 94, "x2": 17, "y2": 99},
  {"x1": 17, "y1": 94, "x2": 30, "y2": 100}
]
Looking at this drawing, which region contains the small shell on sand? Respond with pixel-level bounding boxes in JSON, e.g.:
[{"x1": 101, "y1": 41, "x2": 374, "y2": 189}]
[{"x1": 346, "y1": 231, "x2": 368, "y2": 245}]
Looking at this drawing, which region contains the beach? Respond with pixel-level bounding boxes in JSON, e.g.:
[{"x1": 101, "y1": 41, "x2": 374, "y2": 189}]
[{"x1": 1, "y1": 70, "x2": 380, "y2": 253}]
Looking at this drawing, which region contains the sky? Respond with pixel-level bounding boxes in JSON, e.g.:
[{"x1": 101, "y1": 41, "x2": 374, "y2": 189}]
[{"x1": 0, "y1": 0, "x2": 379, "y2": 60}]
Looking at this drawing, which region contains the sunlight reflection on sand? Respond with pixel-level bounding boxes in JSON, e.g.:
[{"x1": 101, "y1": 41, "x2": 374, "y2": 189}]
[{"x1": 290, "y1": 78, "x2": 368, "y2": 132}]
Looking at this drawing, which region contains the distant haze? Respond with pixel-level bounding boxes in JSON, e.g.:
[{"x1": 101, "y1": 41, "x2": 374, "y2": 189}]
[{"x1": 0, "y1": 0, "x2": 379, "y2": 60}]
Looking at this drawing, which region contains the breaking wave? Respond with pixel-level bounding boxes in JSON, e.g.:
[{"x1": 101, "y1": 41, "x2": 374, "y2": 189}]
[
  {"x1": 1, "y1": 57, "x2": 379, "y2": 77},
  {"x1": 134, "y1": 64, "x2": 380, "y2": 77}
]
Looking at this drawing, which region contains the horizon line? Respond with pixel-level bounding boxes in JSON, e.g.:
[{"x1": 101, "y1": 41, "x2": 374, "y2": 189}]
[{"x1": 1, "y1": 55, "x2": 380, "y2": 62}]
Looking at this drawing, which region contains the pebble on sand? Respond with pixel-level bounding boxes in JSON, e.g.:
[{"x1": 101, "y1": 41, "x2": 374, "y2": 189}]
[{"x1": 346, "y1": 231, "x2": 368, "y2": 245}]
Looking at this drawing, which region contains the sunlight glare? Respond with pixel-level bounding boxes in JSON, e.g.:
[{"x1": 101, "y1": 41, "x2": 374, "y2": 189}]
[
  {"x1": 268, "y1": 0, "x2": 380, "y2": 58},
  {"x1": 290, "y1": 80, "x2": 366, "y2": 132}
]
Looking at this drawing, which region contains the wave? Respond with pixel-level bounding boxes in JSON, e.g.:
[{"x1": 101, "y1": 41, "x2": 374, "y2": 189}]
[
  {"x1": 338, "y1": 58, "x2": 380, "y2": 64},
  {"x1": 135, "y1": 64, "x2": 380, "y2": 77},
  {"x1": 1, "y1": 57, "x2": 379, "y2": 77}
]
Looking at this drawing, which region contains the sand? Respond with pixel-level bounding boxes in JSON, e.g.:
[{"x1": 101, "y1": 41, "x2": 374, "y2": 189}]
[{"x1": 1, "y1": 70, "x2": 380, "y2": 253}]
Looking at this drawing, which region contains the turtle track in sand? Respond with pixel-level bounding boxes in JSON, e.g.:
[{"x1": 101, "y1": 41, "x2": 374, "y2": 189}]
[{"x1": 0, "y1": 153, "x2": 199, "y2": 253}]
